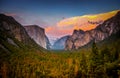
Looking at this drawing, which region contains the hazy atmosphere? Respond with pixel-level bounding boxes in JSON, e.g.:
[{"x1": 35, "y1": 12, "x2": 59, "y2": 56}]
[{"x1": 1, "y1": 0, "x2": 120, "y2": 44}]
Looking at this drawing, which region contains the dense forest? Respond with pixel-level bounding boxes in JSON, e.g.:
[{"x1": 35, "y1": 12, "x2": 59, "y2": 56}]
[{"x1": 0, "y1": 35, "x2": 120, "y2": 78}]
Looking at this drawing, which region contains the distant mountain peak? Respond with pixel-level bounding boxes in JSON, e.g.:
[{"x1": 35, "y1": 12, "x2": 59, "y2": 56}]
[{"x1": 52, "y1": 35, "x2": 70, "y2": 50}]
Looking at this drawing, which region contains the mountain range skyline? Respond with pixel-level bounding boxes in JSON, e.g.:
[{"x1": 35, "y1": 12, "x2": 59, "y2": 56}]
[
  {"x1": 0, "y1": 0, "x2": 120, "y2": 43},
  {"x1": 2, "y1": 10, "x2": 119, "y2": 44}
]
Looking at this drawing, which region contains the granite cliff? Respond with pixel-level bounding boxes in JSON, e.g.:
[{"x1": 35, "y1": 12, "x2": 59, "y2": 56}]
[
  {"x1": 0, "y1": 14, "x2": 40, "y2": 52},
  {"x1": 65, "y1": 11, "x2": 120, "y2": 50},
  {"x1": 24, "y1": 25, "x2": 51, "y2": 49}
]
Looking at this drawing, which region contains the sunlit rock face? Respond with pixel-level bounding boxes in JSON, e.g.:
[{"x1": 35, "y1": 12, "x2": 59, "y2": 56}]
[
  {"x1": 65, "y1": 11, "x2": 120, "y2": 50},
  {"x1": 24, "y1": 25, "x2": 51, "y2": 49}
]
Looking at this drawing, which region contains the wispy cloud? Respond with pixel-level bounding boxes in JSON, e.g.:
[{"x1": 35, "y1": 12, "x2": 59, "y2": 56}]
[
  {"x1": 44, "y1": 10, "x2": 119, "y2": 39},
  {"x1": 57, "y1": 10, "x2": 119, "y2": 30}
]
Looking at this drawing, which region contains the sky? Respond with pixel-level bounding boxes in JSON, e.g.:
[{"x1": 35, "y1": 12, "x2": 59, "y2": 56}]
[{"x1": 0, "y1": 0, "x2": 120, "y2": 44}]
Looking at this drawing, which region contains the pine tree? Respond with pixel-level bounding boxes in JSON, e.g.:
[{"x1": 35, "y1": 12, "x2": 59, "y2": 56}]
[
  {"x1": 88, "y1": 42, "x2": 100, "y2": 78},
  {"x1": 91, "y1": 42, "x2": 99, "y2": 66}
]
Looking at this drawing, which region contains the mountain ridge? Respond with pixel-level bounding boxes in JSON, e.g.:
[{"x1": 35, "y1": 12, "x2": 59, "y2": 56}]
[
  {"x1": 0, "y1": 13, "x2": 43, "y2": 53},
  {"x1": 65, "y1": 11, "x2": 120, "y2": 50},
  {"x1": 52, "y1": 35, "x2": 70, "y2": 50}
]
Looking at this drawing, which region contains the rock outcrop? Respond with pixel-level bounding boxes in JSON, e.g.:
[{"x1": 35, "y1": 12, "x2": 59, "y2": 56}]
[
  {"x1": 24, "y1": 25, "x2": 51, "y2": 49},
  {"x1": 52, "y1": 35, "x2": 70, "y2": 50},
  {"x1": 0, "y1": 14, "x2": 40, "y2": 52},
  {"x1": 65, "y1": 11, "x2": 120, "y2": 50},
  {"x1": 0, "y1": 14, "x2": 37, "y2": 45}
]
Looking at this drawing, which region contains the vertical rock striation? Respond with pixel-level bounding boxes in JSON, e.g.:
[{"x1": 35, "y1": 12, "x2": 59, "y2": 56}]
[{"x1": 24, "y1": 25, "x2": 51, "y2": 49}]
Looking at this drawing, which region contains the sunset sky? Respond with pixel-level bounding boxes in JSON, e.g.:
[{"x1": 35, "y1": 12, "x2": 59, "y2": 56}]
[{"x1": 0, "y1": 0, "x2": 120, "y2": 43}]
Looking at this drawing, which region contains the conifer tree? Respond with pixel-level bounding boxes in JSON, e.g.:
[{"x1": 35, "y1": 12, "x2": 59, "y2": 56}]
[{"x1": 88, "y1": 41, "x2": 100, "y2": 78}]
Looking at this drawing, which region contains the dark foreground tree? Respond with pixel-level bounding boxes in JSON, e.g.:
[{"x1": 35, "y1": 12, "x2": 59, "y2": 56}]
[{"x1": 88, "y1": 42, "x2": 107, "y2": 78}]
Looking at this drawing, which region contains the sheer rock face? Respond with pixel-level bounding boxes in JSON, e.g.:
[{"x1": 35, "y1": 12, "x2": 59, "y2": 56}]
[
  {"x1": 65, "y1": 11, "x2": 120, "y2": 50},
  {"x1": 24, "y1": 25, "x2": 50, "y2": 49},
  {"x1": 45, "y1": 35, "x2": 51, "y2": 49},
  {"x1": 0, "y1": 14, "x2": 36, "y2": 46}
]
